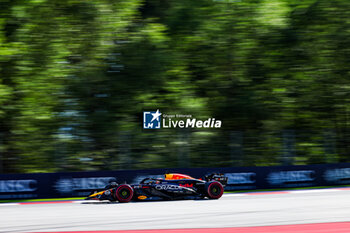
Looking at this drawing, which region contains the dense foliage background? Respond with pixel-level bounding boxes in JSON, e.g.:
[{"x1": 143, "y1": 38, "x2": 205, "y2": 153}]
[{"x1": 1, "y1": 0, "x2": 350, "y2": 173}]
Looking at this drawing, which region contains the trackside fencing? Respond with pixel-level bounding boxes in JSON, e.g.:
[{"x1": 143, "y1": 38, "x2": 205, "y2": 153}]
[{"x1": 1, "y1": 163, "x2": 350, "y2": 199}]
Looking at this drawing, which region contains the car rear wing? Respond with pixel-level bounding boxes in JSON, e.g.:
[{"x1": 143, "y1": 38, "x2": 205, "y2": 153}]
[{"x1": 203, "y1": 173, "x2": 228, "y2": 186}]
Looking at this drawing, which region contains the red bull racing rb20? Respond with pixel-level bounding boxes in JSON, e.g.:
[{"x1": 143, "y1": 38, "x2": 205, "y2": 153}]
[{"x1": 86, "y1": 173, "x2": 228, "y2": 203}]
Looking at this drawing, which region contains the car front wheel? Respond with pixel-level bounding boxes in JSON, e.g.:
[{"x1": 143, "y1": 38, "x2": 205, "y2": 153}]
[{"x1": 114, "y1": 184, "x2": 134, "y2": 203}]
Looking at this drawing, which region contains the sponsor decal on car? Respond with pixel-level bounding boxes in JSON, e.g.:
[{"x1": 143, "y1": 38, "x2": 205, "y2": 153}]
[
  {"x1": 155, "y1": 184, "x2": 182, "y2": 190},
  {"x1": 179, "y1": 183, "x2": 193, "y2": 188},
  {"x1": 138, "y1": 195, "x2": 147, "y2": 200}
]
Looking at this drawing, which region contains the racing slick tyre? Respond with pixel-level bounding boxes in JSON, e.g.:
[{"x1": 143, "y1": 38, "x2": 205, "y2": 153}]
[
  {"x1": 205, "y1": 181, "x2": 224, "y2": 199},
  {"x1": 114, "y1": 184, "x2": 134, "y2": 203}
]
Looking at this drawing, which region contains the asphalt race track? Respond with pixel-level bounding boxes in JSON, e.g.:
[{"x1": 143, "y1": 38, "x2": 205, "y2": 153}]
[{"x1": 2, "y1": 188, "x2": 350, "y2": 233}]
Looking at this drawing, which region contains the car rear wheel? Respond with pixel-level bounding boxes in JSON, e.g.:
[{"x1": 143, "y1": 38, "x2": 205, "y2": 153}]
[
  {"x1": 205, "y1": 181, "x2": 224, "y2": 199},
  {"x1": 114, "y1": 184, "x2": 134, "y2": 203}
]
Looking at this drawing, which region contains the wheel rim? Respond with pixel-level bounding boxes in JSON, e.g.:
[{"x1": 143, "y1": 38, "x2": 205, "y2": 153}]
[
  {"x1": 115, "y1": 185, "x2": 134, "y2": 202},
  {"x1": 120, "y1": 188, "x2": 130, "y2": 199},
  {"x1": 211, "y1": 185, "x2": 221, "y2": 196},
  {"x1": 207, "y1": 182, "x2": 223, "y2": 199}
]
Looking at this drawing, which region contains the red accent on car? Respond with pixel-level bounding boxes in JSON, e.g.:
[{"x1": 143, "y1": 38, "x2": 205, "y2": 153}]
[{"x1": 179, "y1": 183, "x2": 194, "y2": 188}]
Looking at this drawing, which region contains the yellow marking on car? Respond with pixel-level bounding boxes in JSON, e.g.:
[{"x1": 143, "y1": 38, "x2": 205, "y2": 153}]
[
  {"x1": 138, "y1": 195, "x2": 147, "y2": 200},
  {"x1": 89, "y1": 191, "x2": 105, "y2": 197}
]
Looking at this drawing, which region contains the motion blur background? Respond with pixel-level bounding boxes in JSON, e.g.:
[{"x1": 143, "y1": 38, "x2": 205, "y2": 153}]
[{"x1": 0, "y1": 0, "x2": 349, "y2": 174}]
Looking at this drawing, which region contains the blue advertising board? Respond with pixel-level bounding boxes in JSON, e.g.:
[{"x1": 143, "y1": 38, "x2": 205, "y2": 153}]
[{"x1": 1, "y1": 163, "x2": 350, "y2": 199}]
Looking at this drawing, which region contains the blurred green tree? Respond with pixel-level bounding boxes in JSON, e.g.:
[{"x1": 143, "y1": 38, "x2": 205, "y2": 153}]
[{"x1": 1, "y1": 0, "x2": 350, "y2": 173}]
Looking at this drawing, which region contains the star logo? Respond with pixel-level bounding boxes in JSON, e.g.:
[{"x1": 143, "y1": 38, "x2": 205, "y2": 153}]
[
  {"x1": 150, "y1": 109, "x2": 162, "y2": 122},
  {"x1": 143, "y1": 110, "x2": 162, "y2": 129}
]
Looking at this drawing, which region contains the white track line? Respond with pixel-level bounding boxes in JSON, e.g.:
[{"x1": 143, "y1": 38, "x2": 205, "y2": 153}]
[
  {"x1": 0, "y1": 203, "x2": 19, "y2": 207},
  {"x1": 291, "y1": 189, "x2": 341, "y2": 194},
  {"x1": 73, "y1": 200, "x2": 109, "y2": 204}
]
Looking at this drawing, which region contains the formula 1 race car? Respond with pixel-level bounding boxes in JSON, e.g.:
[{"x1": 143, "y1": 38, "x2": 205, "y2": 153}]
[{"x1": 86, "y1": 173, "x2": 228, "y2": 202}]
